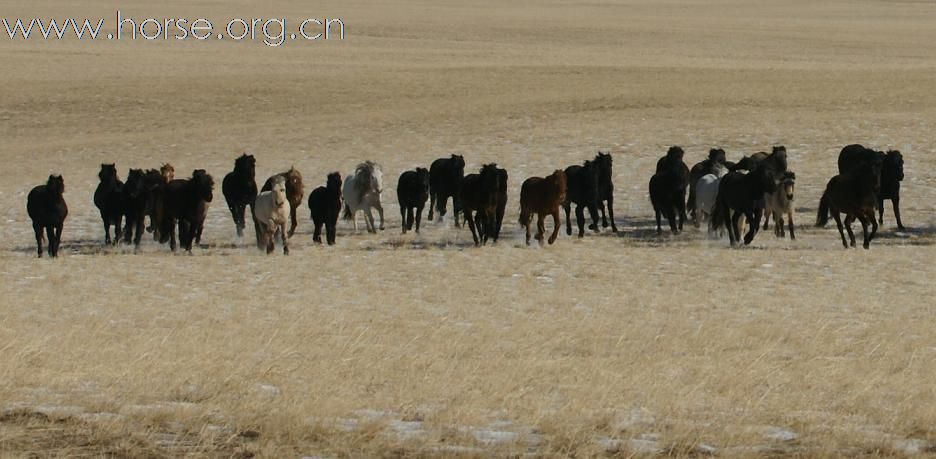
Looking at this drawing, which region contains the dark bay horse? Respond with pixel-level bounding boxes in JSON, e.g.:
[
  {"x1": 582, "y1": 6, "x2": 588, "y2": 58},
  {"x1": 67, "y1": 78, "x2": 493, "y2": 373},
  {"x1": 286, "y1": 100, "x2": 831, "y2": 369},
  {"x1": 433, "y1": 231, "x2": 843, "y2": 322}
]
[
  {"x1": 397, "y1": 168, "x2": 430, "y2": 234},
  {"x1": 649, "y1": 146, "x2": 690, "y2": 234},
  {"x1": 27, "y1": 175, "x2": 68, "y2": 258},
  {"x1": 817, "y1": 158, "x2": 881, "y2": 249},
  {"x1": 710, "y1": 164, "x2": 778, "y2": 246},
  {"x1": 879, "y1": 150, "x2": 905, "y2": 230},
  {"x1": 459, "y1": 163, "x2": 500, "y2": 246},
  {"x1": 159, "y1": 169, "x2": 214, "y2": 252},
  {"x1": 93, "y1": 164, "x2": 125, "y2": 245},
  {"x1": 492, "y1": 167, "x2": 508, "y2": 242},
  {"x1": 122, "y1": 168, "x2": 163, "y2": 247},
  {"x1": 594, "y1": 151, "x2": 617, "y2": 232},
  {"x1": 308, "y1": 172, "x2": 343, "y2": 245},
  {"x1": 428, "y1": 154, "x2": 465, "y2": 225},
  {"x1": 222, "y1": 154, "x2": 258, "y2": 238},
  {"x1": 564, "y1": 160, "x2": 600, "y2": 238},
  {"x1": 261, "y1": 167, "x2": 304, "y2": 238},
  {"x1": 519, "y1": 170, "x2": 567, "y2": 246}
]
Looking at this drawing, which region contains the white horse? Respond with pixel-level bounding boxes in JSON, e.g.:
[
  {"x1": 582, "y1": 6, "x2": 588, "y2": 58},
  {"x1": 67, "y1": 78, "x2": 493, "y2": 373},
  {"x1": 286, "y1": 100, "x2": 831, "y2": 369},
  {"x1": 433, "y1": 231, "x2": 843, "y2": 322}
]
[
  {"x1": 763, "y1": 171, "x2": 796, "y2": 239},
  {"x1": 253, "y1": 176, "x2": 291, "y2": 254},
  {"x1": 342, "y1": 161, "x2": 384, "y2": 233},
  {"x1": 694, "y1": 163, "x2": 728, "y2": 226}
]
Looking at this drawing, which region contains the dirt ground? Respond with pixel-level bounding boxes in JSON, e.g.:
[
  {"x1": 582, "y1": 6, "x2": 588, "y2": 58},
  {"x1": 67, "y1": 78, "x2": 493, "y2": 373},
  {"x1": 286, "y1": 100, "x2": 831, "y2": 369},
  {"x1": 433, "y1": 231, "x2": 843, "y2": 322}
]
[{"x1": 1, "y1": 0, "x2": 935, "y2": 456}]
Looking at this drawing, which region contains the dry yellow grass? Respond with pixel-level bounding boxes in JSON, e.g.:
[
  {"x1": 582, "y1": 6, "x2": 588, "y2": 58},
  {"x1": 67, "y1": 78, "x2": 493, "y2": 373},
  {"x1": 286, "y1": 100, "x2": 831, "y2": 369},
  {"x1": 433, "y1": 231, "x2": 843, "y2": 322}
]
[{"x1": 2, "y1": 0, "x2": 935, "y2": 456}]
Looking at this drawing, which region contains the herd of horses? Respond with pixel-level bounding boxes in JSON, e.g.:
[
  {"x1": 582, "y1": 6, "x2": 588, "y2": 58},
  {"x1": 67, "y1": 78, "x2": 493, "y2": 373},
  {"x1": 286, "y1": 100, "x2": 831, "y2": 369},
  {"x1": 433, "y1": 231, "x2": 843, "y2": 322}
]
[{"x1": 25, "y1": 144, "x2": 905, "y2": 257}]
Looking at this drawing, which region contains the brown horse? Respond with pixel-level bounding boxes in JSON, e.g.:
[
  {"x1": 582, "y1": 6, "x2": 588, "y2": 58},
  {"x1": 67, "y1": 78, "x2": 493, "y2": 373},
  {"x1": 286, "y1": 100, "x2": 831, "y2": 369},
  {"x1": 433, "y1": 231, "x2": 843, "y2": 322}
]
[
  {"x1": 459, "y1": 164, "x2": 500, "y2": 246},
  {"x1": 816, "y1": 159, "x2": 881, "y2": 249},
  {"x1": 519, "y1": 170, "x2": 567, "y2": 246},
  {"x1": 261, "y1": 167, "x2": 304, "y2": 238},
  {"x1": 160, "y1": 163, "x2": 175, "y2": 183}
]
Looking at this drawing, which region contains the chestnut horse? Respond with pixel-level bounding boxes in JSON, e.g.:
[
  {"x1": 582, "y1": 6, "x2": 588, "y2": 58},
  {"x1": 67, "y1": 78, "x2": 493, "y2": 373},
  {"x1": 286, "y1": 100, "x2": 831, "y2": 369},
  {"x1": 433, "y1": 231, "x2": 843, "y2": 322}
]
[{"x1": 519, "y1": 170, "x2": 567, "y2": 246}]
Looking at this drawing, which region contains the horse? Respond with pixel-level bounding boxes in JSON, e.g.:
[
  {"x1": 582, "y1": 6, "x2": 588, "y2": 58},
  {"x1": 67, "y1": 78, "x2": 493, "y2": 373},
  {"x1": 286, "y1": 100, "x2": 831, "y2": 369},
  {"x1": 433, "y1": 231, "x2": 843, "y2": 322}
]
[
  {"x1": 459, "y1": 164, "x2": 500, "y2": 246},
  {"x1": 428, "y1": 154, "x2": 465, "y2": 225},
  {"x1": 763, "y1": 171, "x2": 797, "y2": 239},
  {"x1": 816, "y1": 159, "x2": 881, "y2": 249},
  {"x1": 693, "y1": 162, "x2": 729, "y2": 226},
  {"x1": 593, "y1": 151, "x2": 617, "y2": 232},
  {"x1": 343, "y1": 161, "x2": 385, "y2": 233},
  {"x1": 519, "y1": 170, "x2": 567, "y2": 246},
  {"x1": 93, "y1": 164, "x2": 125, "y2": 245},
  {"x1": 816, "y1": 144, "x2": 884, "y2": 228},
  {"x1": 688, "y1": 148, "x2": 727, "y2": 224},
  {"x1": 158, "y1": 169, "x2": 214, "y2": 252},
  {"x1": 308, "y1": 172, "x2": 343, "y2": 245},
  {"x1": 261, "y1": 167, "x2": 304, "y2": 238},
  {"x1": 222, "y1": 154, "x2": 258, "y2": 238},
  {"x1": 146, "y1": 164, "x2": 175, "y2": 235},
  {"x1": 121, "y1": 168, "x2": 159, "y2": 248},
  {"x1": 750, "y1": 145, "x2": 789, "y2": 173},
  {"x1": 27, "y1": 175, "x2": 68, "y2": 258},
  {"x1": 710, "y1": 164, "x2": 778, "y2": 246},
  {"x1": 492, "y1": 167, "x2": 509, "y2": 242},
  {"x1": 564, "y1": 160, "x2": 600, "y2": 238},
  {"x1": 254, "y1": 176, "x2": 291, "y2": 255},
  {"x1": 649, "y1": 146, "x2": 690, "y2": 234},
  {"x1": 879, "y1": 150, "x2": 905, "y2": 230},
  {"x1": 396, "y1": 168, "x2": 430, "y2": 234}
]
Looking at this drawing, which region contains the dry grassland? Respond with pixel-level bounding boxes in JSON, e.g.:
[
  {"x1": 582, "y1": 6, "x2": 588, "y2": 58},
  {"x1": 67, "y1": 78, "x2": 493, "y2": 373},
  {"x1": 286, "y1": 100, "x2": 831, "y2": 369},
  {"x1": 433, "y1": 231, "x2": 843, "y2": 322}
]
[{"x1": 1, "y1": 0, "x2": 935, "y2": 456}]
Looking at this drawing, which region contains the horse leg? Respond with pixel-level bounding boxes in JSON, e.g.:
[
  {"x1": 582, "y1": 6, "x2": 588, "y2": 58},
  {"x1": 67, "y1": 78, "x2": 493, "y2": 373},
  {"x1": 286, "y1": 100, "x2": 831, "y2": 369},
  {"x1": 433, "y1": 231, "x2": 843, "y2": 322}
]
[
  {"x1": 893, "y1": 197, "x2": 905, "y2": 230},
  {"x1": 102, "y1": 214, "x2": 111, "y2": 245},
  {"x1": 53, "y1": 223, "x2": 63, "y2": 258},
  {"x1": 575, "y1": 204, "x2": 586, "y2": 238},
  {"x1": 465, "y1": 211, "x2": 480, "y2": 246},
  {"x1": 288, "y1": 206, "x2": 298, "y2": 238},
  {"x1": 564, "y1": 203, "x2": 573, "y2": 236},
  {"x1": 44, "y1": 226, "x2": 56, "y2": 258},
  {"x1": 266, "y1": 228, "x2": 275, "y2": 254},
  {"x1": 868, "y1": 209, "x2": 879, "y2": 244},
  {"x1": 787, "y1": 209, "x2": 796, "y2": 240},
  {"x1": 878, "y1": 196, "x2": 885, "y2": 225},
  {"x1": 607, "y1": 195, "x2": 618, "y2": 232},
  {"x1": 523, "y1": 211, "x2": 531, "y2": 246},
  {"x1": 428, "y1": 193, "x2": 435, "y2": 221},
  {"x1": 655, "y1": 208, "x2": 663, "y2": 235},
  {"x1": 134, "y1": 217, "x2": 144, "y2": 247},
  {"x1": 729, "y1": 211, "x2": 741, "y2": 246},
  {"x1": 313, "y1": 221, "x2": 323, "y2": 243},
  {"x1": 832, "y1": 211, "x2": 848, "y2": 248},
  {"x1": 666, "y1": 207, "x2": 678, "y2": 235},
  {"x1": 326, "y1": 219, "x2": 336, "y2": 245},
  {"x1": 114, "y1": 216, "x2": 122, "y2": 246},
  {"x1": 549, "y1": 210, "x2": 561, "y2": 245},
  {"x1": 599, "y1": 200, "x2": 609, "y2": 228},
  {"x1": 743, "y1": 211, "x2": 757, "y2": 245},
  {"x1": 281, "y1": 224, "x2": 289, "y2": 255},
  {"x1": 364, "y1": 206, "x2": 376, "y2": 233},
  {"x1": 415, "y1": 204, "x2": 424, "y2": 234},
  {"x1": 587, "y1": 203, "x2": 599, "y2": 232},
  {"x1": 376, "y1": 201, "x2": 385, "y2": 231},
  {"x1": 34, "y1": 223, "x2": 43, "y2": 258},
  {"x1": 676, "y1": 195, "x2": 687, "y2": 232},
  {"x1": 400, "y1": 205, "x2": 408, "y2": 234},
  {"x1": 844, "y1": 214, "x2": 856, "y2": 248},
  {"x1": 856, "y1": 214, "x2": 870, "y2": 249},
  {"x1": 763, "y1": 211, "x2": 770, "y2": 230},
  {"x1": 534, "y1": 213, "x2": 546, "y2": 245}
]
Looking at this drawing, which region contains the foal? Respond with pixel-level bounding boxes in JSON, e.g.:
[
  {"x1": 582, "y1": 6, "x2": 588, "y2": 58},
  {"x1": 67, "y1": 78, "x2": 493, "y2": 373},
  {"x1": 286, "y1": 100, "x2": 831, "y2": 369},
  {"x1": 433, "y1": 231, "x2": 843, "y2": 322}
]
[
  {"x1": 254, "y1": 176, "x2": 291, "y2": 255},
  {"x1": 763, "y1": 171, "x2": 796, "y2": 240},
  {"x1": 261, "y1": 167, "x2": 304, "y2": 238},
  {"x1": 27, "y1": 175, "x2": 68, "y2": 258}
]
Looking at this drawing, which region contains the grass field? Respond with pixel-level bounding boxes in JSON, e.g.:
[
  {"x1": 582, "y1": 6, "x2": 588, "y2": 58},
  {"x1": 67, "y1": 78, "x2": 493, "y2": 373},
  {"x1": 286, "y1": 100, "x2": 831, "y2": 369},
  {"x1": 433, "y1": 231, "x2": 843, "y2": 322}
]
[{"x1": 2, "y1": 0, "x2": 935, "y2": 456}]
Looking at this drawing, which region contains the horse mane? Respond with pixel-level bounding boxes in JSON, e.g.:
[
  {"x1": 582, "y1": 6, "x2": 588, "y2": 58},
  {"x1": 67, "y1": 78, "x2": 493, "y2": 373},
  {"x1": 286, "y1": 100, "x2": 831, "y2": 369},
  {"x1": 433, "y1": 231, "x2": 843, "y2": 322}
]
[{"x1": 353, "y1": 161, "x2": 380, "y2": 195}]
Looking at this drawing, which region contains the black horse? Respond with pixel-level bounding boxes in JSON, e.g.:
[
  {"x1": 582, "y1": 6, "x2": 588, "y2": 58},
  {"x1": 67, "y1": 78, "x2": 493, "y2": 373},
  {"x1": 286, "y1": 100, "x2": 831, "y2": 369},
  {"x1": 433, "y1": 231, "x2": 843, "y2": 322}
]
[
  {"x1": 459, "y1": 163, "x2": 500, "y2": 246},
  {"x1": 649, "y1": 146, "x2": 690, "y2": 234},
  {"x1": 428, "y1": 154, "x2": 465, "y2": 225},
  {"x1": 27, "y1": 175, "x2": 68, "y2": 258},
  {"x1": 563, "y1": 160, "x2": 600, "y2": 238},
  {"x1": 397, "y1": 168, "x2": 430, "y2": 234},
  {"x1": 879, "y1": 150, "x2": 905, "y2": 230},
  {"x1": 308, "y1": 172, "x2": 343, "y2": 245},
  {"x1": 688, "y1": 148, "x2": 727, "y2": 223},
  {"x1": 159, "y1": 169, "x2": 214, "y2": 252},
  {"x1": 492, "y1": 167, "x2": 508, "y2": 242},
  {"x1": 817, "y1": 158, "x2": 881, "y2": 249},
  {"x1": 122, "y1": 168, "x2": 163, "y2": 248},
  {"x1": 93, "y1": 164, "x2": 125, "y2": 245},
  {"x1": 710, "y1": 164, "x2": 778, "y2": 246},
  {"x1": 593, "y1": 151, "x2": 617, "y2": 232},
  {"x1": 222, "y1": 154, "x2": 258, "y2": 238}
]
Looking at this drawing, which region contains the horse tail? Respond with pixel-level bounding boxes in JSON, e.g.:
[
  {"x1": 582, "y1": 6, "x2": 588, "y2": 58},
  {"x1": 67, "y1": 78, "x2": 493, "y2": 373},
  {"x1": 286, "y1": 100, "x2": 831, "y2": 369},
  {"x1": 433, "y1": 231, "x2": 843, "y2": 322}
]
[
  {"x1": 342, "y1": 203, "x2": 353, "y2": 221},
  {"x1": 815, "y1": 191, "x2": 830, "y2": 227}
]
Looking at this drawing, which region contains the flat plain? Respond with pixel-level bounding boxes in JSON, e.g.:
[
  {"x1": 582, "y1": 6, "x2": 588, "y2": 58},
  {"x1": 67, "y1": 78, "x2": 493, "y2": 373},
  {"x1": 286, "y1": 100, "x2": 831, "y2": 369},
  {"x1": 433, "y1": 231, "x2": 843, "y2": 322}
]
[{"x1": 1, "y1": 0, "x2": 935, "y2": 456}]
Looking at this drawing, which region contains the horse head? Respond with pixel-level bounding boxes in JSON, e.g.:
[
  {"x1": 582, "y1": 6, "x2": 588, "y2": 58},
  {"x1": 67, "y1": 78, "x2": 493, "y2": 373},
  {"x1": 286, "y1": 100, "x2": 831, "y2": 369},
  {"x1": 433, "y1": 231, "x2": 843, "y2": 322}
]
[
  {"x1": 754, "y1": 164, "x2": 779, "y2": 194},
  {"x1": 271, "y1": 176, "x2": 287, "y2": 207},
  {"x1": 886, "y1": 150, "x2": 904, "y2": 181},
  {"x1": 125, "y1": 169, "x2": 146, "y2": 199},
  {"x1": 582, "y1": 159, "x2": 600, "y2": 199},
  {"x1": 415, "y1": 167, "x2": 430, "y2": 191},
  {"x1": 551, "y1": 169, "x2": 568, "y2": 203},
  {"x1": 666, "y1": 146, "x2": 685, "y2": 163},
  {"x1": 326, "y1": 172, "x2": 342, "y2": 192},
  {"x1": 770, "y1": 145, "x2": 788, "y2": 172},
  {"x1": 451, "y1": 154, "x2": 466, "y2": 172},
  {"x1": 191, "y1": 169, "x2": 214, "y2": 202},
  {"x1": 709, "y1": 148, "x2": 727, "y2": 164},
  {"x1": 98, "y1": 163, "x2": 118, "y2": 183},
  {"x1": 160, "y1": 163, "x2": 175, "y2": 183},
  {"x1": 235, "y1": 154, "x2": 256, "y2": 180},
  {"x1": 283, "y1": 167, "x2": 304, "y2": 198},
  {"x1": 47, "y1": 174, "x2": 65, "y2": 195},
  {"x1": 594, "y1": 151, "x2": 613, "y2": 181}
]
